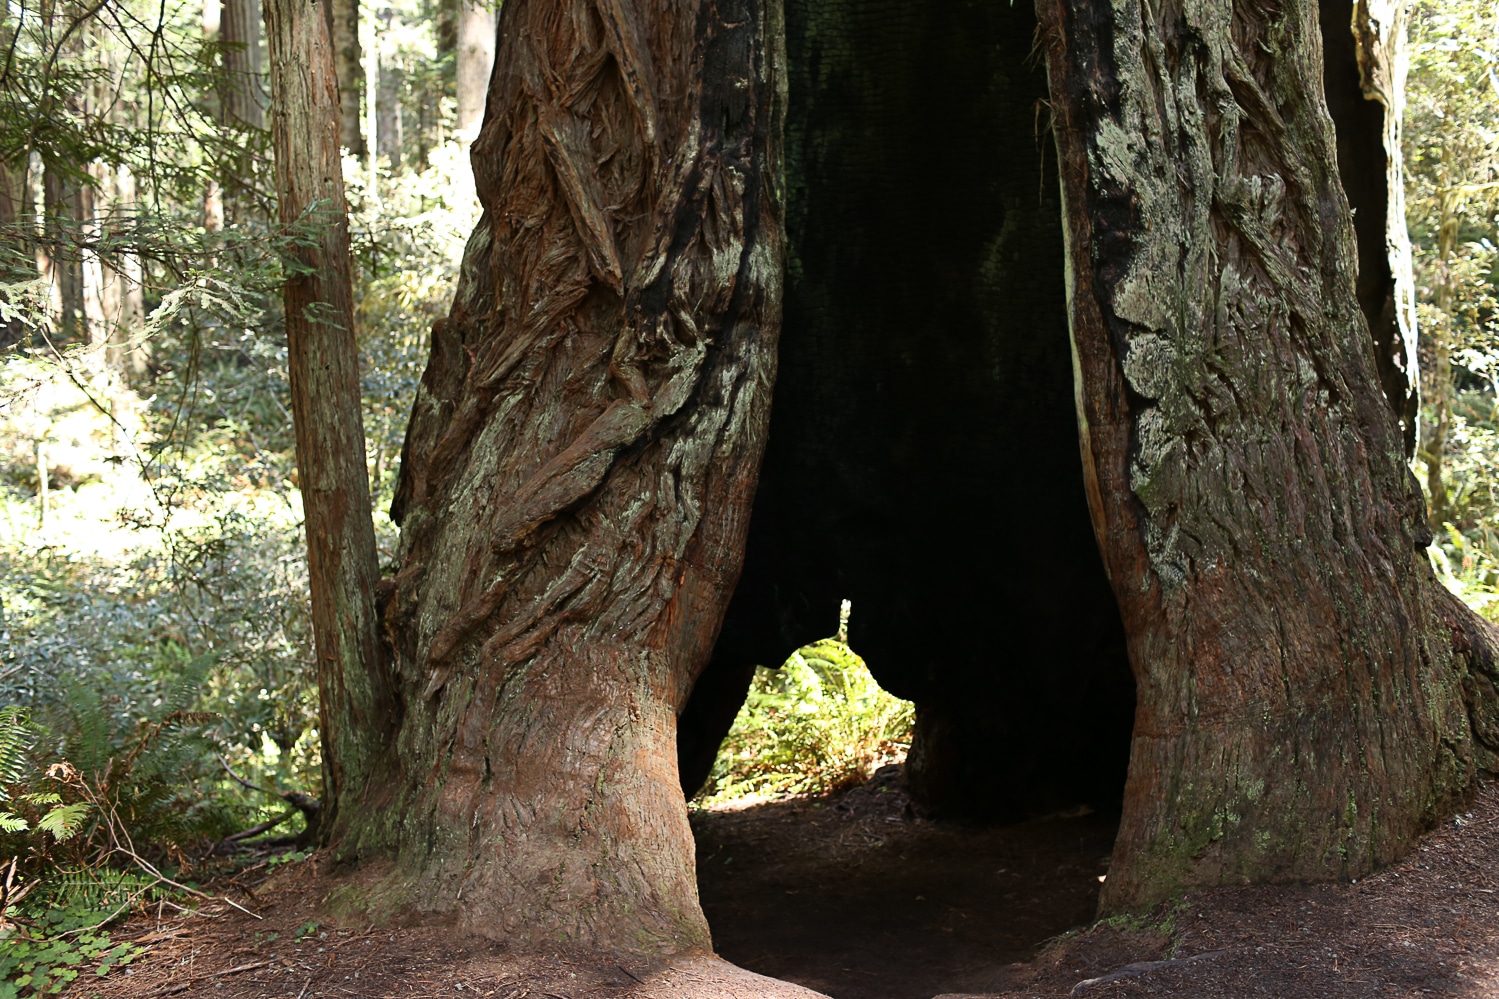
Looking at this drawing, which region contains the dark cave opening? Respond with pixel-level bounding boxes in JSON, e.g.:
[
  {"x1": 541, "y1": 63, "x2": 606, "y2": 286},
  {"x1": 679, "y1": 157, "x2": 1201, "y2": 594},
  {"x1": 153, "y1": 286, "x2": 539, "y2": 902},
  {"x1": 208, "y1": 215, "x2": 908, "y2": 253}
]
[
  {"x1": 675, "y1": 3, "x2": 1136, "y2": 994},
  {"x1": 672, "y1": 0, "x2": 1410, "y2": 995},
  {"x1": 679, "y1": 0, "x2": 1136, "y2": 824}
]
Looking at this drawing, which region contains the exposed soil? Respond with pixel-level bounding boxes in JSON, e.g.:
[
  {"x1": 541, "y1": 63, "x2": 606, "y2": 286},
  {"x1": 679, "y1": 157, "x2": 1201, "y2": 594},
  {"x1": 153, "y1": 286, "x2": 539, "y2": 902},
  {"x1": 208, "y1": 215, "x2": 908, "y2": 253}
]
[
  {"x1": 61, "y1": 774, "x2": 1499, "y2": 998},
  {"x1": 691, "y1": 765, "x2": 1118, "y2": 999}
]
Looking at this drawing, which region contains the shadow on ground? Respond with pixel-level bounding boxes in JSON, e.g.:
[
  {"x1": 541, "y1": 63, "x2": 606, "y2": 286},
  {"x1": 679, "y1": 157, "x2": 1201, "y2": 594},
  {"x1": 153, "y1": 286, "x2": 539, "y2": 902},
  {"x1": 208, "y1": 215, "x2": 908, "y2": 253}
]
[{"x1": 691, "y1": 766, "x2": 1119, "y2": 999}]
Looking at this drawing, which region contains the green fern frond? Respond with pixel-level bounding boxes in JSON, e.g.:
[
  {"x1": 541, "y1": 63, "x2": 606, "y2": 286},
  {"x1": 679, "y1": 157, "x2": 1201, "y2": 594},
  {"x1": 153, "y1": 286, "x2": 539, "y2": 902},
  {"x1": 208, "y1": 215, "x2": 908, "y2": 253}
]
[
  {"x1": 36, "y1": 802, "x2": 91, "y2": 842},
  {"x1": 56, "y1": 681, "x2": 111, "y2": 779},
  {"x1": 0, "y1": 705, "x2": 33, "y2": 792},
  {"x1": 0, "y1": 811, "x2": 27, "y2": 833},
  {"x1": 158, "y1": 655, "x2": 217, "y2": 716}
]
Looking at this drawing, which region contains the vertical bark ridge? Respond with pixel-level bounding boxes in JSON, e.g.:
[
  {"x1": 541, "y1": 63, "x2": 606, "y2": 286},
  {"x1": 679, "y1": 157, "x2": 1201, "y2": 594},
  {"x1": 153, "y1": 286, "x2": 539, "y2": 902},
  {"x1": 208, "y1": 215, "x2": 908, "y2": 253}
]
[
  {"x1": 357, "y1": 0, "x2": 784, "y2": 954},
  {"x1": 1040, "y1": 0, "x2": 1499, "y2": 913}
]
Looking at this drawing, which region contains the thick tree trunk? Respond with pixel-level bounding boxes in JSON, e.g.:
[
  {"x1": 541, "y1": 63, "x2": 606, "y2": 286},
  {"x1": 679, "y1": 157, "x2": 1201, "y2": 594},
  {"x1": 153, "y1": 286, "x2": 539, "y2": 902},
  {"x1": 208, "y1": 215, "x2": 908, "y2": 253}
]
[
  {"x1": 1320, "y1": 0, "x2": 1419, "y2": 456},
  {"x1": 263, "y1": 0, "x2": 390, "y2": 838},
  {"x1": 334, "y1": 0, "x2": 784, "y2": 954},
  {"x1": 1038, "y1": 0, "x2": 1499, "y2": 912}
]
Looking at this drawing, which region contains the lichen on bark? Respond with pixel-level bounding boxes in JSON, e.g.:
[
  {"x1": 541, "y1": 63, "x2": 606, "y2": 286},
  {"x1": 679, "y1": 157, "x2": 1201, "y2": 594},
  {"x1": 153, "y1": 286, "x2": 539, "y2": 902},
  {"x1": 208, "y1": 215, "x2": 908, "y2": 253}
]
[{"x1": 1040, "y1": 0, "x2": 1499, "y2": 912}]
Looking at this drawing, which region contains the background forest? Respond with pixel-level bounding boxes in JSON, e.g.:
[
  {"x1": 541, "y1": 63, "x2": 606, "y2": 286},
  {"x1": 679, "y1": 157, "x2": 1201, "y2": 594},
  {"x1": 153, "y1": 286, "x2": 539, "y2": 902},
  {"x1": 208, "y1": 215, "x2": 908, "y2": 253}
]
[{"x1": 0, "y1": 0, "x2": 1495, "y2": 990}]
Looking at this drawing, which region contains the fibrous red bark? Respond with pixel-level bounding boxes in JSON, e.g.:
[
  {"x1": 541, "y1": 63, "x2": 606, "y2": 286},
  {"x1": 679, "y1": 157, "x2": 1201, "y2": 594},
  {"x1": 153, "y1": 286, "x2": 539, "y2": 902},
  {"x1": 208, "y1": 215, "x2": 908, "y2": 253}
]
[
  {"x1": 334, "y1": 0, "x2": 785, "y2": 953},
  {"x1": 1038, "y1": 0, "x2": 1499, "y2": 912}
]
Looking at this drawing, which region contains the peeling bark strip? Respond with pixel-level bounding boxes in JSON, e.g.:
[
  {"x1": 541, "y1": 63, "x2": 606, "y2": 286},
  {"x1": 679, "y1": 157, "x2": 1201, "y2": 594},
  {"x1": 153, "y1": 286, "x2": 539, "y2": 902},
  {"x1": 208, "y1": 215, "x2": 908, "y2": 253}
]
[
  {"x1": 263, "y1": 0, "x2": 388, "y2": 842},
  {"x1": 346, "y1": 0, "x2": 784, "y2": 952},
  {"x1": 1039, "y1": 0, "x2": 1499, "y2": 911}
]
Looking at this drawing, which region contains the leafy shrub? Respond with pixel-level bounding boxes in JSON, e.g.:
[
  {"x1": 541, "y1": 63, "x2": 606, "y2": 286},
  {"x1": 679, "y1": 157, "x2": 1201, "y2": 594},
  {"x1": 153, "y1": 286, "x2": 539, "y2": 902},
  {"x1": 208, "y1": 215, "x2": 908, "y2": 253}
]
[
  {"x1": 0, "y1": 919, "x2": 143, "y2": 998},
  {"x1": 697, "y1": 604, "x2": 914, "y2": 804}
]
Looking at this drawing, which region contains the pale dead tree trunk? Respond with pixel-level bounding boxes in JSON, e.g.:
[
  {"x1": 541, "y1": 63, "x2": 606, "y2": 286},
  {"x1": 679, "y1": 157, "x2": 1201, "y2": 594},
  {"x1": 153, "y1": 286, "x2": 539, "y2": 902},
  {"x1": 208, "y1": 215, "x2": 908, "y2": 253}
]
[
  {"x1": 376, "y1": 31, "x2": 402, "y2": 170},
  {"x1": 203, "y1": 0, "x2": 225, "y2": 233},
  {"x1": 83, "y1": 164, "x2": 145, "y2": 372},
  {"x1": 331, "y1": 0, "x2": 784, "y2": 953},
  {"x1": 330, "y1": 0, "x2": 364, "y2": 155},
  {"x1": 454, "y1": 0, "x2": 494, "y2": 140},
  {"x1": 262, "y1": 0, "x2": 390, "y2": 836},
  {"x1": 107, "y1": 166, "x2": 145, "y2": 373},
  {"x1": 360, "y1": 8, "x2": 377, "y2": 187},
  {"x1": 1038, "y1": 0, "x2": 1499, "y2": 913}
]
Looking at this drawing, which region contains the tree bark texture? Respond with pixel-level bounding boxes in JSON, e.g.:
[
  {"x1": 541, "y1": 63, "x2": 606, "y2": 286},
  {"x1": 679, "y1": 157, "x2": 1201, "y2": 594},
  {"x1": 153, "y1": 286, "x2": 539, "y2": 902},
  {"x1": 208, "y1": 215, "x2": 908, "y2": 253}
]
[
  {"x1": 679, "y1": 0, "x2": 1136, "y2": 819},
  {"x1": 1038, "y1": 0, "x2": 1499, "y2": 912},
  {"x1": 348, "y1": 0, "x2": 784, "y2": 954},
  {"x1": 263, "y1": 0, "x2": 389, "y2": 839}
]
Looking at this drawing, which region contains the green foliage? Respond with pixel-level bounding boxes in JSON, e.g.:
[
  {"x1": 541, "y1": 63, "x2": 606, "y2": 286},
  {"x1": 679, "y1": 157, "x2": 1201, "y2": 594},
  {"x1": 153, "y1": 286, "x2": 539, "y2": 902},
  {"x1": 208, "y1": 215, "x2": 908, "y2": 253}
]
[
  {"x1": 1408, "y1": 0, "x2": 1499, "y2": 613},
  {"x1": 0, "y1": 921, "x2": 143, "y2": 998},
  {"x1": 697, "y1": 610, "x2": 914, "y2": 804}
]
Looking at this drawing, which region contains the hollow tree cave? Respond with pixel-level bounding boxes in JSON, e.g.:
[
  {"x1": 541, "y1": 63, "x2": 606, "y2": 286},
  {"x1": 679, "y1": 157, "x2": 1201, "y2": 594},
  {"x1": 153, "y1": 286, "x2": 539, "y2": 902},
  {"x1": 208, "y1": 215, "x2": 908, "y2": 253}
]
[
  {"x1": 681, "y1": 0, "x2": 1436, "y2": 834},
  {"x1": 677, "y1": 0, "x2": 1137, "y2": 822},
  {"x1": 319, "y1": 0, "x2": 1499, "y2": 954}
]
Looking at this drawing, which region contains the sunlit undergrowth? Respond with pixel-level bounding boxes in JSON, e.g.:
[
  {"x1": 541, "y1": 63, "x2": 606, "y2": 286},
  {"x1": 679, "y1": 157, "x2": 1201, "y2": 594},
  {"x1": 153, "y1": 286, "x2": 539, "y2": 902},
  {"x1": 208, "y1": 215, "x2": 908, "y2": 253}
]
[
  {"x1": 695, "y1": 604, "x2": 914, "y2": 807},
  {"x1": 0, "y1": 146, "x2": 471, "y2": 986}
]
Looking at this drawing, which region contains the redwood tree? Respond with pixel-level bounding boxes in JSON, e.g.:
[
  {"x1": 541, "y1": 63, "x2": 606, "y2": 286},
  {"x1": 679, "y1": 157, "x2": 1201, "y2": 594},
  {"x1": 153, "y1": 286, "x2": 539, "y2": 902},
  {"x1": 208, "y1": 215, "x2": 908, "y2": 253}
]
[
  {"x1": 300, "y1": 0, "x2": 1499, "y2": 960},
  {"x1": 327, "y1": 0, "x2": 784, "y2": 952},
  {"x1": 1040, "y1": 0, "x2": 1499, "y2": 911}
]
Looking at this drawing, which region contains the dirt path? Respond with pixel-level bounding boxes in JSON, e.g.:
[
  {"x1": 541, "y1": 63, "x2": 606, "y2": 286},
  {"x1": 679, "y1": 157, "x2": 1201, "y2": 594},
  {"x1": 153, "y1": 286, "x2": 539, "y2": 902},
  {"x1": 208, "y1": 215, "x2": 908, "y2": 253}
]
[
  {"x1": 65, "y1": 775, "x2": 1499, "y2": 998},
  {"x1": 692, "y1": 766, "x2": 1118, "y2": 998}
]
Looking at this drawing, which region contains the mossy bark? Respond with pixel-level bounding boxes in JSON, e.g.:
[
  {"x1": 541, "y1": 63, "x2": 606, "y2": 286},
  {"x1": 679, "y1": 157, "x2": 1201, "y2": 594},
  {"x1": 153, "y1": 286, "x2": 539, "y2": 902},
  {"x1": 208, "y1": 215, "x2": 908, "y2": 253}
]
[
  {"x1": 331, "y1": 0, "x2": 785, "y2": 954},
  {"x1": 1038, "y1": 0, "x2": 1499, "y2": 913}
]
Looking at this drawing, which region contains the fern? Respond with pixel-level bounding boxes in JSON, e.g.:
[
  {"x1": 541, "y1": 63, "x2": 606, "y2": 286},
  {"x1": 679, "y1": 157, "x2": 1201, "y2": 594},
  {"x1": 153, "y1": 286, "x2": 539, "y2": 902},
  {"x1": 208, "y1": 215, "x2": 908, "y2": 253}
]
[
  {"x1": 36, "y1": 802, "x2": 91, "y2": 842},
  {"x1": 0, "y1": 706, "x2": 31, "y2": 791}
]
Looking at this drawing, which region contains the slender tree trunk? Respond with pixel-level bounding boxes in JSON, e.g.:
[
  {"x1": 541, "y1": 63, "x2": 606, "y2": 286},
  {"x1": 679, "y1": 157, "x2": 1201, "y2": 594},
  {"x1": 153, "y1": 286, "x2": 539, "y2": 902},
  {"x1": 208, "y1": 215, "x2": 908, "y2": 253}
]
[
  {"x1": 332, "y1": 0, "x2": 784, "y2": 953},
  {"x1": 376, "y1": 44, "x2": 402, "y2": 170},
  {"x1": 1038, "y1": 0, "x2": 1499, "y2": 913},
  {"x1": 330, "y1": 0, "x2": 364, "y2": 155},
  {"x1": 262, "y1": 0, "x2": 390, "y2": 837},
  {"x1": 0, "y1": 154, "x2": 28, "y2": 349},
  {"x1": 203, "y1": 0, "x2": 226, "y2": 233},
  {"x1": 42, "y1": 166, "x2": 85, "y2": 341},
  {"x1": 1422, "y1": 184, "x2": 1459, "y2": 527},
  {"x1": 454, "y1": 0, "x2": 494, "y2": 140},
  {"x1": 221, "y1": 0, "x2": 266, "y2": 130}
]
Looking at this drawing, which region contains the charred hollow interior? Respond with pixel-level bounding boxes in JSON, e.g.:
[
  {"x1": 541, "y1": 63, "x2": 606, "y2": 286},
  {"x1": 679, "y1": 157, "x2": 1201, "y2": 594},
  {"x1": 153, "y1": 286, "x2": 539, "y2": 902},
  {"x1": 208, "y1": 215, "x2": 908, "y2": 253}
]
[{"x1": 677, "y1": 0, "x2": 1136, "y2": 822}]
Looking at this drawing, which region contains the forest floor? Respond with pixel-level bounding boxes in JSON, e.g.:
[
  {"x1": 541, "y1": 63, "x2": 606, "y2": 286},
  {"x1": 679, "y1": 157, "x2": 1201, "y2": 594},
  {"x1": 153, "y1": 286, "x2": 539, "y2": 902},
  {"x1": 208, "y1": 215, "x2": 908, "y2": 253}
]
[{"x1": 69, "y1": 771, "x2": 1499, "y2": 999}]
